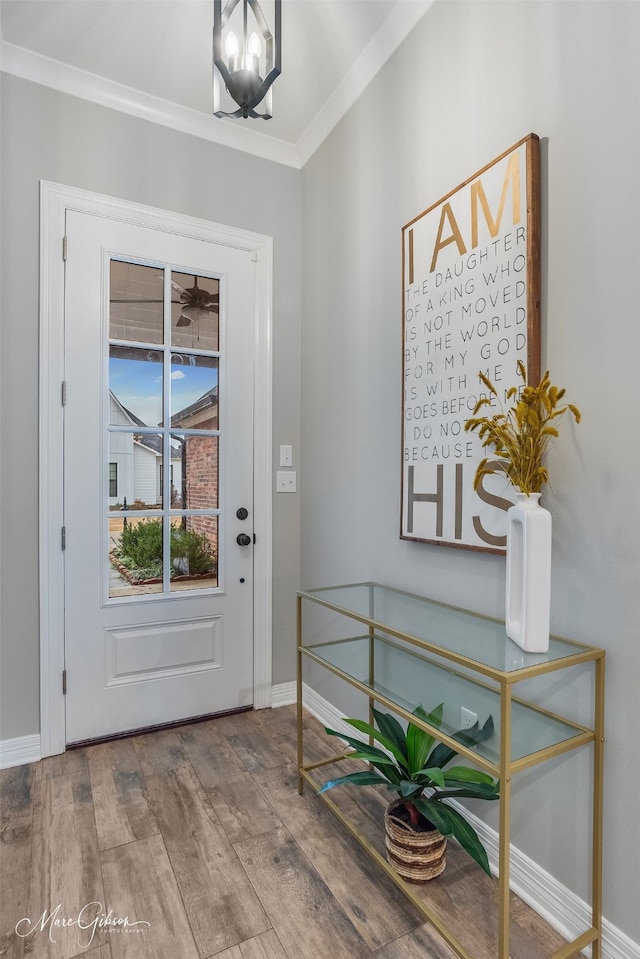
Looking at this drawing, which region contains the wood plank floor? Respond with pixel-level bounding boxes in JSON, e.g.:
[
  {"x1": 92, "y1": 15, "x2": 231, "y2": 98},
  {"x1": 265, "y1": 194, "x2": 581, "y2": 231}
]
[{"x1": 0, "y1": 706, "x2": 570, "y2": 959}]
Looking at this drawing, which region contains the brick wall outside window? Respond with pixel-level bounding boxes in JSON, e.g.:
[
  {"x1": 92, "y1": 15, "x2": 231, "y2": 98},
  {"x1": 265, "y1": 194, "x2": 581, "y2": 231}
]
[{"x1": 184, "y1": 434, "x2": 218, "y2": 554}]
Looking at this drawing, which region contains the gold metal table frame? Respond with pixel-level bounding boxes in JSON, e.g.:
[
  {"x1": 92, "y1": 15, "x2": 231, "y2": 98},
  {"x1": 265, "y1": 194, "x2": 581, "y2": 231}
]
[{"x1": 296, "y1": 582, "x2": 605, "y2": 959}]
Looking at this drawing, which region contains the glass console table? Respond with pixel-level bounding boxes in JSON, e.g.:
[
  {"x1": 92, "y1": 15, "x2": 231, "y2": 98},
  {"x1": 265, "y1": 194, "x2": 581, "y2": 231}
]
[{"x1": 296, "y1": 583, "x2": 605, "y2": 959}]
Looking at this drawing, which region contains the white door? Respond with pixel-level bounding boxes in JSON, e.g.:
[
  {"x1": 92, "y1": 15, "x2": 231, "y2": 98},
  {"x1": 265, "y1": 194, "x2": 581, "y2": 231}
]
[{"x1": 63, "y1": 210, "x2": 256, "y2": 743}]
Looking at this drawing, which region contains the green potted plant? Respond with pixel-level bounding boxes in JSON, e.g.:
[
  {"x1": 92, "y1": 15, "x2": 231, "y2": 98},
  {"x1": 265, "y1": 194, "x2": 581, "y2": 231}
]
[{"x1": 320, "y1": 703, "x2": 499, "y2": 881}]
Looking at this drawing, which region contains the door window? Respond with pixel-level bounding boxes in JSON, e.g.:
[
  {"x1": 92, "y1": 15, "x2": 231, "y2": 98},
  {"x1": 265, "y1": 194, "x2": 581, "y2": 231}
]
[{"x1": 107, "y1": 260, "x2": 220, "y2": 598}]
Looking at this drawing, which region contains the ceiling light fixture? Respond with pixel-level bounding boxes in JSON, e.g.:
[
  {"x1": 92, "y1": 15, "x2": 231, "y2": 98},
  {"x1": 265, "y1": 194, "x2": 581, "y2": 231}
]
[{"x1": 213, "y1": 0, "x2": 281, "y2": 120}]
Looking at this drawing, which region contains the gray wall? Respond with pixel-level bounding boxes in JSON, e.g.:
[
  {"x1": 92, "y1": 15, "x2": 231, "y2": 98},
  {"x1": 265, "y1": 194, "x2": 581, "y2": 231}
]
[
  {"x1": 2, "y1": 0, "x2": 639, "y2": 946},
  {"x1": 0, "y1": 74, "x2": 302, "y2": 738},
  {"x1": 301, "y1": 0, "x2": 639, "y2": 942}
]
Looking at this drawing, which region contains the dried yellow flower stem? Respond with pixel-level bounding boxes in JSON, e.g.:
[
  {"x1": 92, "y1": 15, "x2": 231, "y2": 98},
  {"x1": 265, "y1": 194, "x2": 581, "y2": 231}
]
[{"x1": 464, "y1": 360, "x2": 581, "y2": 495}]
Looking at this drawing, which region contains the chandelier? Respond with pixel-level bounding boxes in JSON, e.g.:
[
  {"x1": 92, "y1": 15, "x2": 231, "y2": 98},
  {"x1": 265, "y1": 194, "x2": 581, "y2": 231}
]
[{"x1": 213, "y1": 0, "x2": 282, "y2": 120}]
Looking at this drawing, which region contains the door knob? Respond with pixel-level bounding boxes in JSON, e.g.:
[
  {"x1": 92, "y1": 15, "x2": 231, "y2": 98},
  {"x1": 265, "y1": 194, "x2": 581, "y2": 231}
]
[
  {"x1": 236, "y1": 507, "x2": 249, "y2": 520},
  {"x1": 236, "y1": 533, "x2": 252, "y2": 547}
]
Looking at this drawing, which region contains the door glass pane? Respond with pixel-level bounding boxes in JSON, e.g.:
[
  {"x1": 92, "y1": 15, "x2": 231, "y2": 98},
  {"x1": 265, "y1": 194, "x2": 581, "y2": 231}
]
[
  {"x1": 165, "y1": 439, "x2": 184, "y2": 507},
  {"x1": 107, "y1": 432, "x2": 163, "y2": 511},
  {"x1": 110, "y1": 261, "x2": 164, "y2": 344},
  {"x1": 109, "y1": 515, "x2": 164, "y2": 598},
  {"x1": 107, "y1": 259, "x2": 220, "y2": 600},
  {"x1": 170, "y1": 516, "x2": 218, "y2": 592},
  {"x1": 170, "y1": 354, "x2": 219, "y2": 429},
  {"x1": 109, "y1": 345, "x2": 163, "y2": 428},
  {"x1": 171, "y1": 433, "x2": 218, "y2": 510},
  {"x1": 171, "y1": 270, "x2": 219, "y2": 351}
]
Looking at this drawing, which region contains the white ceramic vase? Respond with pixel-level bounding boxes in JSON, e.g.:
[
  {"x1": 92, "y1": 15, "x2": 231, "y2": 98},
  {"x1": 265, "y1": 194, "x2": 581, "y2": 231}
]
[{"x1": 505, "y1": 492, "x2": 551, "y2": 653}]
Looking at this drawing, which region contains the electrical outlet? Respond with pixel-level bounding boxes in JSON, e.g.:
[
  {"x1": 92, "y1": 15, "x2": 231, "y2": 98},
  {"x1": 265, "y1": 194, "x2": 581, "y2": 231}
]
[
  {"x1": 461, "y1": 707, "x2": 478, "y2": 729},
  {"x1": 276, "y1": 470, "x2": 297, "y2": 493}
]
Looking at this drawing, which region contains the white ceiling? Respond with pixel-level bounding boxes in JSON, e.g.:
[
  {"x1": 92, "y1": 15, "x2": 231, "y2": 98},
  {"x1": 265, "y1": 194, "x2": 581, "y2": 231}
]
[{"x1": 0, "y1": 0, "x2": 432, "y2": 167}]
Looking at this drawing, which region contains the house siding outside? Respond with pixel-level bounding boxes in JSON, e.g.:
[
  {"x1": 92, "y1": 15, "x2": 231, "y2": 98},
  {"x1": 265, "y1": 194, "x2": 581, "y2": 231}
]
[
  {"x1": 109, "y1": 431, "x2": 132, "y2": 507},
  {"x1": 132, "y1": 441, "x2": 159, "y2": 505}
]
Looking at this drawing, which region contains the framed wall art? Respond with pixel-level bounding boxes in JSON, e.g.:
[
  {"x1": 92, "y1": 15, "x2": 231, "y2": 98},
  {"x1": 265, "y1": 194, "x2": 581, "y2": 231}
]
[{"x1": 400, "y1": 133, "x2": 541, "y2": 552}]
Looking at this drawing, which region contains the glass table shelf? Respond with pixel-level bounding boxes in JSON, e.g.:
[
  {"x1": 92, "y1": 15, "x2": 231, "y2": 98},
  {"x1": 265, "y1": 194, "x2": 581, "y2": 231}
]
[
  {"x1": 299, "y1": 582, "x2": 600, "y2": 681},
  {"x1": 303, "y1": 633, "x2": 591, "y2": 772},
  {"x1": 296, "y1": 581, "x2": 605, "y2": 959}
]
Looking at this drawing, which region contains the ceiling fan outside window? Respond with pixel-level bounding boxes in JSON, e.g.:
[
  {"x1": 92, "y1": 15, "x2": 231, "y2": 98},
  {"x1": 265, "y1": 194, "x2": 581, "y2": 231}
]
[{"x1": 109, "y1": 262, "x2": 219, "y2": 351}]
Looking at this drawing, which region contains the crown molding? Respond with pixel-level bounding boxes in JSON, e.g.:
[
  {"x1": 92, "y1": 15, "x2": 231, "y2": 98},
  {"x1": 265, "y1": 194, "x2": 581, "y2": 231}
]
[
  {"x1": 296, "y1": 0, "x2": 434, "y2": 167},
  {"x1": 0, "y1": 41, "x2": 300, "y2": 167},
  {"x1": 0, "y1": 1, "x2": 432, "y2": 169}
]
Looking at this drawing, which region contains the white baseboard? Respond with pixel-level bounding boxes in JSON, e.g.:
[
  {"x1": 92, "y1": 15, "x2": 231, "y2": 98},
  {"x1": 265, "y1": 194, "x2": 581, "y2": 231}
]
[
  {"x1": 270, "y1": 680, "x2": 297, "y2": 708},
  {"x1": 291, "y1": 684, "x2": 640, "y2": 959},
  {"x1": 464, "y1": 806, "x2": 639, "y2": 959},
  {"x1": 0, "y1": 733, "x2": 41, "y2": 769}
]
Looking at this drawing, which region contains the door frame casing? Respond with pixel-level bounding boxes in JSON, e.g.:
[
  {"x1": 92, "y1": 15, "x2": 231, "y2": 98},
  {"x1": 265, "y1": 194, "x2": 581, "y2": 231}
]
[{"x1": 39, "y1": 181, "x2": 273, "y2": 757}]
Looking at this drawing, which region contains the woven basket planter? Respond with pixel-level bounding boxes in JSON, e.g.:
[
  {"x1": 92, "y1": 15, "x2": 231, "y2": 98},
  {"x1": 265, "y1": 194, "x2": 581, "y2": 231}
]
[{"x1": 384, "y1": 799, "x2": 447, "y2": 882}]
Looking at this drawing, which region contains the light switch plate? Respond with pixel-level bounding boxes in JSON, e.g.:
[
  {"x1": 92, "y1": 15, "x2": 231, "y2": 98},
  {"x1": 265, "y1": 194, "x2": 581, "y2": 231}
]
[
  {"x1": 276, "y1": 471, "x2": 296, "y2": 493},
  {"x1": 279, "y1": 444, "x2": 293, "y2": 467}
]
